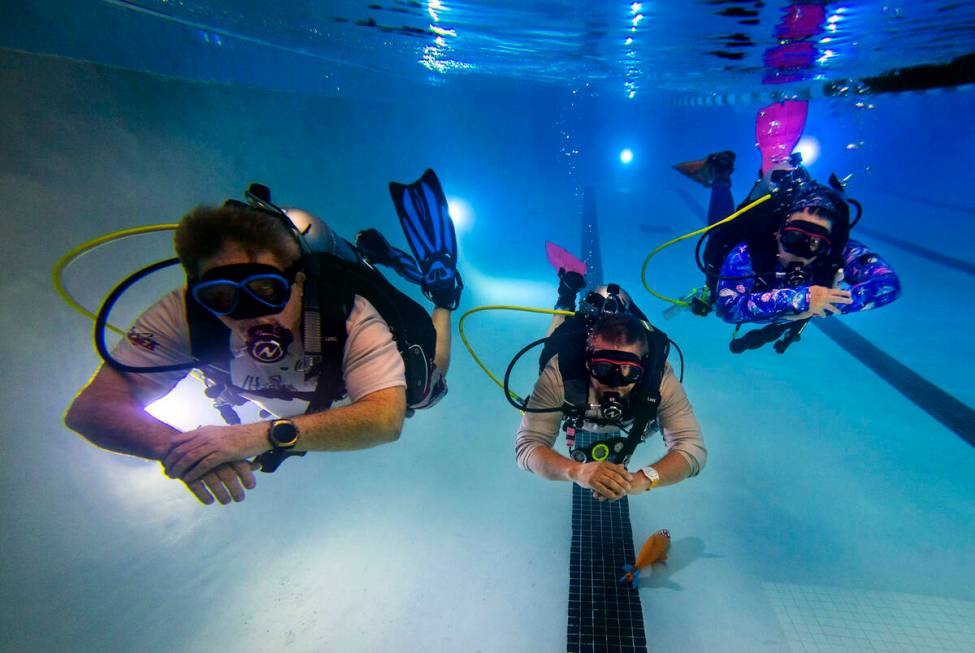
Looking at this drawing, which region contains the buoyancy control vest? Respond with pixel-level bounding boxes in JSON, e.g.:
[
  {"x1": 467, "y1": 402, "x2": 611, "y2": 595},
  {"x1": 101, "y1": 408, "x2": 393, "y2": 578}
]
[{"x1": 537, "y1": 310, "x2": 671, "y2": 466}]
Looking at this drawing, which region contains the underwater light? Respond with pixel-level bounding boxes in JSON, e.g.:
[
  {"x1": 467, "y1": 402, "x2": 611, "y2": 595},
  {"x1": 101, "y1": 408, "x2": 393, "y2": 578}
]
[
  {"x1": 795, "y1": 136, "x2": 820, "y2": 166},
  {"x1": 448, "y1": 196, "x2": 473, "y2": 233},
  {"x1": 146, "y1": 376, "x2": 233, "y2": 431},
  {"x1": 620, "y1": 149, "x2": 634, "y2": 164}
]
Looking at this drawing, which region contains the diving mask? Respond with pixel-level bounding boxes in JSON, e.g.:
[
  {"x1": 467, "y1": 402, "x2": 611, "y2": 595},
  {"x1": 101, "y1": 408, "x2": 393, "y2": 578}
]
[
  {"x1": 191, "y1": 263, "x2": 298, "y2": 320},
  {"x1": 779, "y1": 220, "x2": 832, "y2": 259},
  {"x1": 587, "y1": 349, "x2": 646, "y2": 387}
]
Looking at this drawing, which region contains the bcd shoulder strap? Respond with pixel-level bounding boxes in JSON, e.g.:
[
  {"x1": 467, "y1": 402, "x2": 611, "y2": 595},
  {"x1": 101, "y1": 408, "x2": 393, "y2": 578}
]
[
  {"x1": 305, "y1": 258, "x2": 354, "y2": 414},
  {"x1": 612, "y1": 326, "x2": 667, "y2": 465},
  {"x1": 746, "y1": 235, "x2": 779, "y2": 292},
  {"x1": 313, "y1": 253, "x2": 437, "y2": 408}
]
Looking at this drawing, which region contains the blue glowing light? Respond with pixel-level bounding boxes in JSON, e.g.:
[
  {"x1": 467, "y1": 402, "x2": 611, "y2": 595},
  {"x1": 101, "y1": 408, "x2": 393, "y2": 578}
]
[{"x1": 620, "y1": 149, "x2": 634, "y2": 164}]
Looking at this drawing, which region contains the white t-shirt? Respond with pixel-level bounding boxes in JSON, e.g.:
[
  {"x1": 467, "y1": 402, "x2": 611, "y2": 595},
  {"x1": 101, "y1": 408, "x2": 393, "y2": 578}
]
[{"x1": 112, "y1": 289, "x2": 406, "y2": 417}]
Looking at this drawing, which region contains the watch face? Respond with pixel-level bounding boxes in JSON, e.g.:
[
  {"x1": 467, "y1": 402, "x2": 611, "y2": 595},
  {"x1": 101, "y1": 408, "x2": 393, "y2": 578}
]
[{"x1": 270, "y1": 420, "x2": 299, "y2": 447}]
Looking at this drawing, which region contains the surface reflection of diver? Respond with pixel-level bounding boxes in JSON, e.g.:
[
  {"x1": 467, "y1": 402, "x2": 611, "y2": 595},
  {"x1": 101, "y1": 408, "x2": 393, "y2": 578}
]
[{"x1": 510, "y1": 284, "x2": 704, "y2": 484}]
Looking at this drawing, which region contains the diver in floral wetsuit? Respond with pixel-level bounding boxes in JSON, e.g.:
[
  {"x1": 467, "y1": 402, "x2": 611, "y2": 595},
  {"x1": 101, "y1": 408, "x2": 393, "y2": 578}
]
[
  {"x1": 682, "y1": 152, "x2": 901, "y2": 325},
  {"x1": 716, "y1": 178, "x2": 901, "y2": 324}
]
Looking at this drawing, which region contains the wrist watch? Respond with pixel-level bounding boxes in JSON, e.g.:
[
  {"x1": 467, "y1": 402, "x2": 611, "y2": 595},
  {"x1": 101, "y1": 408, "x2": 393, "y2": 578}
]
[
  {"x1": 640, "y1": 466, "x2": 660, "y2": 492},
  {"x1": 267, "y1": 419, "x2": 300, "y2": 450}
]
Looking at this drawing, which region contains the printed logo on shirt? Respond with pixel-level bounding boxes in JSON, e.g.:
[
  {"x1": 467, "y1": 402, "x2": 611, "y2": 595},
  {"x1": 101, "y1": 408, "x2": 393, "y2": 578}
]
[
  {"x1": 248, "y1": 337, "x2": 287, "y2": 363},
  {"x1": 127, "y1": 328, "x2": 158, "y2": 351}
]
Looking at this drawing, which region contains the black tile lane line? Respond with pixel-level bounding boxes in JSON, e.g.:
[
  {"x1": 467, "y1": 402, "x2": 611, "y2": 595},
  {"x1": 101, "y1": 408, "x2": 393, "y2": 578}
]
[
  {"x1": 567, "y1": 430, "x2": 648, "y2": 653},
  {"x1": 815, "y1": 318, "x2": 975, "y2": 448},
  {"x1": 855, "y1": 227, "x2": 975, "y2": 277},
  {"x1": 860, "y1": 188, "x2": 975, "y2": 216}
]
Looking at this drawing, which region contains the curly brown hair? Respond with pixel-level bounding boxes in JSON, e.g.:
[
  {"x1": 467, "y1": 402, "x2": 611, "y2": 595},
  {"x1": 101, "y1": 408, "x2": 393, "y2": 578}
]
[{"x1": 173, "y1": 204, "x2": 301, "y2": 279}]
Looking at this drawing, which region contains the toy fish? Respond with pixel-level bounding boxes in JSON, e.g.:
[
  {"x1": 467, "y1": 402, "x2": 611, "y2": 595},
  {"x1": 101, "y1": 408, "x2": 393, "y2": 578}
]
[{"x1": 620, "y1": 529, "x2": 670, "y2": 588}]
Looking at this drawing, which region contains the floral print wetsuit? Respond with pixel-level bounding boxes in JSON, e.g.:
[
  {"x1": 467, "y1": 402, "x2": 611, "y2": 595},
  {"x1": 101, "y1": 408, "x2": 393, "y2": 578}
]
[{"x1": 715, "y1": 239, "x2": 901, "y2": 324}]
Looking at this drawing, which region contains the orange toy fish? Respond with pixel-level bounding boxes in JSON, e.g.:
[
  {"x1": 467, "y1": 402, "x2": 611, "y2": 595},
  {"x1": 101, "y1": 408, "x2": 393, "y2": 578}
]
[{"x1": 620, "y1": 529, "x2": 670, "y2": 588}]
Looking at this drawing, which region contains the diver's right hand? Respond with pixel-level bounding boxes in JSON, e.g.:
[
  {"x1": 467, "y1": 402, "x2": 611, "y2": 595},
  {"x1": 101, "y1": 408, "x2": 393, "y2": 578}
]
[
  {"x1": 571, "y1": 461, "x2": 632, "y2": 500},
  {"x1": 807, "y1": 285, "x2": 852, "y2": 317},
  {"x1": 180, "y1": 460, "x2": 257, "y2": 506}
]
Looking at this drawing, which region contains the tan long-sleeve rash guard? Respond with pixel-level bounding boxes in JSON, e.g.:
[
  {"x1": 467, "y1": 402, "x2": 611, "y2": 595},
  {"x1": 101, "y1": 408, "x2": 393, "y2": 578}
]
[{"x1": 515, "y1": 356, "x2": 707, "y2": 475}]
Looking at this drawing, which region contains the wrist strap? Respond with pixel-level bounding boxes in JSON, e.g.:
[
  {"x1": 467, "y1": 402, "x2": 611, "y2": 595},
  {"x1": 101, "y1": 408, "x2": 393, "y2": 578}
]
[{"x1": 643, "y1": 468, "x2": 660, "y2": 492}]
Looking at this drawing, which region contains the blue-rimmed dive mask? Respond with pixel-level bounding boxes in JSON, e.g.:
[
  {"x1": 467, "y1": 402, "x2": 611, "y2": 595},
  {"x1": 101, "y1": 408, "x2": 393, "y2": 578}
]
[{"x1": 191, "y1": 263, "x2": 298, "y2": 319}]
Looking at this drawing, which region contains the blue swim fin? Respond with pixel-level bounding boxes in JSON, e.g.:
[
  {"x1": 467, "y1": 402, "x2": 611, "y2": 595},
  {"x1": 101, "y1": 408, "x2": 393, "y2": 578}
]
[
  {"x1": 389, "y1": 169, "x2": 463, "y2": 310},
  {"x1": 355, "y1": 228, "x2": 423, "y2": 285}
]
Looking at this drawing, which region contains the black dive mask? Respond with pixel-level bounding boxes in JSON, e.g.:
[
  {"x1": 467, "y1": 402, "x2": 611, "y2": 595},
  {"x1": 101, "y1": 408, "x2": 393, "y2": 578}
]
[
  {"x1": 191, "y1": 263, "x2": 298, "y2": 320},
  {"x1": 779, "y1": 219, "x2": 832, "y2": 259},
  {"x1": 586, "y1": 349, "x2": 646, "y2": 387}
]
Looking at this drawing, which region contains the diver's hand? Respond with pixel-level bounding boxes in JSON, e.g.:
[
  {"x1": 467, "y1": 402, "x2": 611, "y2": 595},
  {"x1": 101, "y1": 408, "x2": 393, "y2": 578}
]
[
  {"x1": 180, "y1": 461, "x2": 258, "y2": 505},
  {"x1": 807, "y1": 285, "x2": 852, "y2": 317},
  {"x1": 571, "y1": 461, "x2": 632, "y2": 500},
  {"x1": 163, "y1": 423, "x2": 267, "y2": 482}
]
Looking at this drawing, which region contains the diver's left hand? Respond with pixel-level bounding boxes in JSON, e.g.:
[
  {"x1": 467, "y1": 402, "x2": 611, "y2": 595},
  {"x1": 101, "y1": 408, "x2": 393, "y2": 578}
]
[
  {"x1": 592, "y1": 490, "x2": 627, "y2": 502},
  {"x1": 163, "y1": 423, "x2": 268, "y2": 481},
  {"x1": 594, "y1": 477, "x2": 651, "y2": 501}
]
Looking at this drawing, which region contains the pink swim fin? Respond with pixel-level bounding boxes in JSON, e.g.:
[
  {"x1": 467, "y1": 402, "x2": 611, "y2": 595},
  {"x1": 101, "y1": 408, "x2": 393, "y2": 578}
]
[
  {"x1": 545, "y1": 241, "x2": 587, "y2": 277},
  {"x1": 755, "y1": 100, "x2": 808, "y2": 175}
]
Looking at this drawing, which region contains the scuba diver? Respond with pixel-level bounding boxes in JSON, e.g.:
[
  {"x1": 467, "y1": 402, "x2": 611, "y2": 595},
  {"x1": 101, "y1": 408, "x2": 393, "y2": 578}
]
[
  {"x1": 673, "y1": 100, "x2": 901, "y2": 352},
  {"x1": 514, "y1": 280, "x2": 706, "y2": 501},
  {"x1": 65, "y1": 169, "x2": 463, "y2": 506}
]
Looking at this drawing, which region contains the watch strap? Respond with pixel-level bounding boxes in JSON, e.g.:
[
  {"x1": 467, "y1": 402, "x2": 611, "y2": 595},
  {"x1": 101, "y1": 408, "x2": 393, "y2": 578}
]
[{"x1": 641, "y1": 466, "x2": 660, "y2": 492}]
